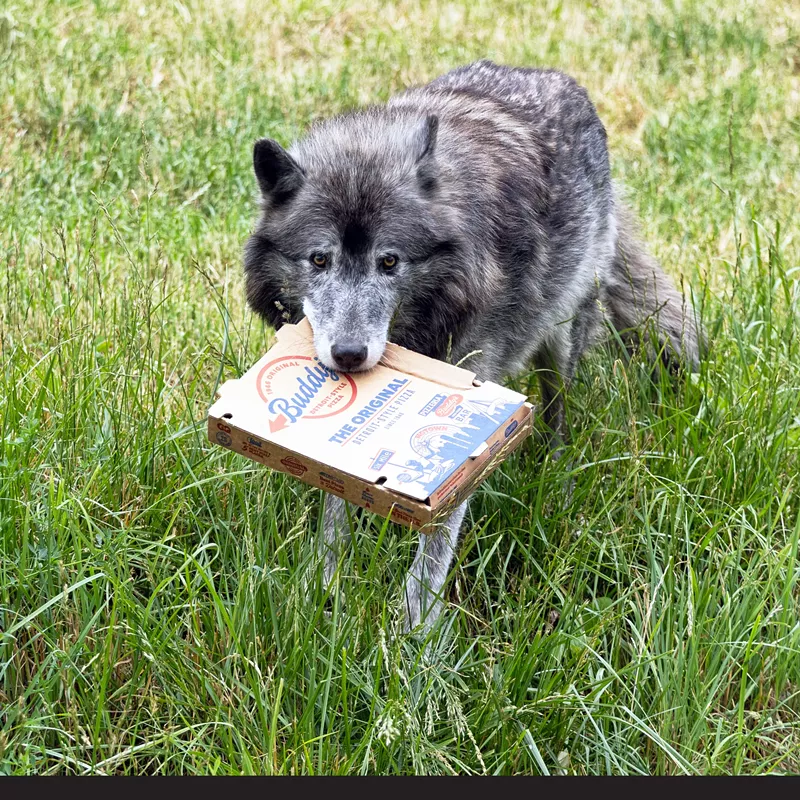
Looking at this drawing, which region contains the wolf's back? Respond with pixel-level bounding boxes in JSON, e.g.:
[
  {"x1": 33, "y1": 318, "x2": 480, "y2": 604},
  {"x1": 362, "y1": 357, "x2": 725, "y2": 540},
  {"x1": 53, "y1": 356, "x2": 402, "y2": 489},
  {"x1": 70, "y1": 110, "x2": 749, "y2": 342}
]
[
  {"x1": 425, "y1": 60, "x2": 590, "y2": 111},
  {"x1": 408, "y1": 61, "x2": 702, "y2": 371}
]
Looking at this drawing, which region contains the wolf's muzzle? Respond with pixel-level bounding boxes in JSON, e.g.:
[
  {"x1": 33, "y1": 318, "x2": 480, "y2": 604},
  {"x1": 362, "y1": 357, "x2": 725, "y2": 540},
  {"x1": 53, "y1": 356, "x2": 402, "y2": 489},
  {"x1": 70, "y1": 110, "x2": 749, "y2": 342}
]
[{"x1": 331, "y1": 341, "x2": 368, "y2": 372}]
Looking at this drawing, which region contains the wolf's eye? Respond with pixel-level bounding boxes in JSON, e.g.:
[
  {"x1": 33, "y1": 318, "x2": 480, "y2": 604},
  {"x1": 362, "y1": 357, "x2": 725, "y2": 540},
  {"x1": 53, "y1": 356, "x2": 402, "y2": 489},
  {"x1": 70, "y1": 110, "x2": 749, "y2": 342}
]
[
  {"x1": 311, "y1": 253, "x2": 328, "y2": 268},
  {"x1": 381, "y1": 255, "x2": 397, "y2": 271}
]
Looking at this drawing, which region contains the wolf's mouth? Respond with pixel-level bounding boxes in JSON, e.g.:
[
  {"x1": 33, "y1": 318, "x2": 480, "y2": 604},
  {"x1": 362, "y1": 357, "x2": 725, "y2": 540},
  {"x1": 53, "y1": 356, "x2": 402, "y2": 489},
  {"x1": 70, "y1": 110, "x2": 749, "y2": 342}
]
[
  {"x1": 304, "y1": 309, "x2": 388, "y2": 374},
  {"x1": 330, "y1": 341, "x2": 368, "y2": 372},
  {"x1": 316, "y1": 341, "x2": 386, "y2": 375}
]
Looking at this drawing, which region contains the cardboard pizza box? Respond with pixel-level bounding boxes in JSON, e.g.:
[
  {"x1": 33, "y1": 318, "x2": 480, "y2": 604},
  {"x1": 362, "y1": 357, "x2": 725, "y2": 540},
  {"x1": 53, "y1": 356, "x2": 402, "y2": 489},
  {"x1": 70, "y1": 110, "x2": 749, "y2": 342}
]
[{"x1": 208, "y1": 318, "x2": 533, "y2": 532}]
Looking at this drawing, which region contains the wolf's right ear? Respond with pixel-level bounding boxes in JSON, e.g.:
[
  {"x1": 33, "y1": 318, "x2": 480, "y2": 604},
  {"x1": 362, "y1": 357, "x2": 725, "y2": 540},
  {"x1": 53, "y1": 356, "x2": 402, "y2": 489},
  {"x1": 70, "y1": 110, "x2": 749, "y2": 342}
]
[
  {"x1": 253, "y1": 139, "x2": 305, "y2": 203},
  {"x1": 412, "y1": 115, "x2": 439, "y2": 163}
]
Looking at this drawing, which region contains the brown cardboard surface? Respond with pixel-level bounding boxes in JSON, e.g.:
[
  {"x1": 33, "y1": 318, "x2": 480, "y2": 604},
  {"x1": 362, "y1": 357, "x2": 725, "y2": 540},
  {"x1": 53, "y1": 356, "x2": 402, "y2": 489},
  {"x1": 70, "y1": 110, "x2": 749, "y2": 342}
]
[{"x1": 208, "y1": 319, "x2": 533, "y2": 531}]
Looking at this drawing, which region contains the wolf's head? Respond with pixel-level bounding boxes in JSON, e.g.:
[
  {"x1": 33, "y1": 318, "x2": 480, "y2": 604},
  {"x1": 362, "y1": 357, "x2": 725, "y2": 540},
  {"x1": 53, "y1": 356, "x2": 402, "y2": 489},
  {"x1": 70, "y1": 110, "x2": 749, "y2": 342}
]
[{"x1": 244, "y1": 112, "x2": 457, "y2": 373}]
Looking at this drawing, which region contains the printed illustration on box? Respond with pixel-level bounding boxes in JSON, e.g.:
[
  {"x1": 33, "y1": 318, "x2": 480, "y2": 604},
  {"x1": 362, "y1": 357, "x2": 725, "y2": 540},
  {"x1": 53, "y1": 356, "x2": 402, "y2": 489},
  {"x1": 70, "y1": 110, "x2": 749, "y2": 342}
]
[{"x1": 378, "y1": 396, "x2": 521, "y2": 495}]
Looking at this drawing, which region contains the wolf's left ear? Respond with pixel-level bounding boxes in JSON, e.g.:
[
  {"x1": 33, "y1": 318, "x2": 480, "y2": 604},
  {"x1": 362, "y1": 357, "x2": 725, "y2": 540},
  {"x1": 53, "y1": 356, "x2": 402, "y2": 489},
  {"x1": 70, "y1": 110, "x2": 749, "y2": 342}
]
[
  {"x1": 412, "y1": 115, "x2": 439, "y2": 163},
  {"x1": 253, "y1": 138, "x2": 305, "y2": 204},
  {"x1": 413, "y1": 116, "x2": 439, "y2": 194}
]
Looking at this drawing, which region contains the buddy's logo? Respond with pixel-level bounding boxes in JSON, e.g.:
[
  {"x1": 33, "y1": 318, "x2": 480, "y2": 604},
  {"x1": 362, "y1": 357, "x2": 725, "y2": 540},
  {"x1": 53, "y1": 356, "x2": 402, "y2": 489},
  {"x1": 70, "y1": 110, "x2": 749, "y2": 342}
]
[
  {"x1": 435, "y1": 393, "x2": 464, "y2": 418},
  {"x1": 257, "y1": 355, "x2": 357, "y2": 432},
  {"x1": 280, "y1": 456, "x2": 308, "y2": 477}
]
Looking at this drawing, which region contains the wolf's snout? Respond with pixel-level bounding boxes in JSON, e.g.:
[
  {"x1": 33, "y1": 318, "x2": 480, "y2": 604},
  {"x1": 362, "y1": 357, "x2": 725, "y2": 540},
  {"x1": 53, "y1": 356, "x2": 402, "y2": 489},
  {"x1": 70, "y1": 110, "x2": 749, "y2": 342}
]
[{"x1": 331, "y1": 341, "x2": 368, "y2": 372}]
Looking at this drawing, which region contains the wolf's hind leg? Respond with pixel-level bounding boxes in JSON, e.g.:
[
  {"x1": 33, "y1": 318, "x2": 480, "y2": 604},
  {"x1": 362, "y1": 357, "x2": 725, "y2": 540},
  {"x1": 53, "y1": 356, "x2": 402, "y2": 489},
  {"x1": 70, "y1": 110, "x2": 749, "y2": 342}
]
[{"x1": 403, "y1": 501, "x2": 468, "y2": 633}]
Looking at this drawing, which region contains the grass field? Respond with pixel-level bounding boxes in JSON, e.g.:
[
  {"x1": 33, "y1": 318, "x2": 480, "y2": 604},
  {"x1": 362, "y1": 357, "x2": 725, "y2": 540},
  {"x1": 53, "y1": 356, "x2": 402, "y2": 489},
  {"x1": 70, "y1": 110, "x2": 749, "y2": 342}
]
[{"x1": 2, "y1": 0, "x2": 800, "y2": 775}]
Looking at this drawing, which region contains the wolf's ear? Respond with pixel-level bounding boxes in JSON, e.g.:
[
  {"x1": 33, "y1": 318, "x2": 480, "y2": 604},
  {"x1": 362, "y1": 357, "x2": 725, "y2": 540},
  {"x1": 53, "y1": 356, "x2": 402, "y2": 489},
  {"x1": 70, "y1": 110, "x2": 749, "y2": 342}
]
[
  {"x1": 253, "y1": 138, "x2": 304, "y2": 203},
  {"x1": 412, "y1": 116, "x2": 439, "y2": 194},
  {"x1": 412, "y1": 115, "x2": 439, "y2": 163}
]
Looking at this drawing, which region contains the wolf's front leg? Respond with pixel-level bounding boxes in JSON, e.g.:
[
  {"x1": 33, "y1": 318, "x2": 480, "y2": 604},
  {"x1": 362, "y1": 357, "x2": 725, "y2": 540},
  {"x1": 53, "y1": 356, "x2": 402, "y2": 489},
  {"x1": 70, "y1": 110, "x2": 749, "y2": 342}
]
[
  {"x1": 320, "y1": 494, "x2": 352, "y2": 588},
  {"x1": 403, "y1": 501, "x2": 468, "y2": 633}
]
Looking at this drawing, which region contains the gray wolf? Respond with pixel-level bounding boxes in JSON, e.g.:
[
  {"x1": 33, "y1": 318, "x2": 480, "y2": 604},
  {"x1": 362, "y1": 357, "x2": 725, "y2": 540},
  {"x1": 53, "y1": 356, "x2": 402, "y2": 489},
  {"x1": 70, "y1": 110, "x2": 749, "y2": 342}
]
[{"x1": 243, "y1": 60, "x2": 701, "y2": 632}]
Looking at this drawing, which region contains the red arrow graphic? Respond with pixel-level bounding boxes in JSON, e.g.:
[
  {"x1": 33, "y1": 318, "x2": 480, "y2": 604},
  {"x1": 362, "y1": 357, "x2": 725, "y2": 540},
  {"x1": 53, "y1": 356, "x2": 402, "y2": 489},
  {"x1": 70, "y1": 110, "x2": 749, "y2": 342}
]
[{"x1": 269, "y1": 414, "x2": 288, "y2": 433}]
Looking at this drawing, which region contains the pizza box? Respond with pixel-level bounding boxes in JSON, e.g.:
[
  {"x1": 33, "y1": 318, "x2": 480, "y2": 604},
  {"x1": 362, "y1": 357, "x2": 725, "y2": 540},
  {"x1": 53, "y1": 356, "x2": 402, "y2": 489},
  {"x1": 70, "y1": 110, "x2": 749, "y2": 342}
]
[{"x1": 208, "y1": 318, "x2": 533, "y2": 532}]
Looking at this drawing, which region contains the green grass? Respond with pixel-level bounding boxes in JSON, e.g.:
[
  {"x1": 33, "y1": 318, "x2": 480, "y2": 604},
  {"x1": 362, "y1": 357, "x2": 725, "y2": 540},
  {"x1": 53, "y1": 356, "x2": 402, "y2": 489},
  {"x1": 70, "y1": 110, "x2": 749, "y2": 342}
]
[{"x1": 2, "y1": 0, "x2": 800, "y2": 775}]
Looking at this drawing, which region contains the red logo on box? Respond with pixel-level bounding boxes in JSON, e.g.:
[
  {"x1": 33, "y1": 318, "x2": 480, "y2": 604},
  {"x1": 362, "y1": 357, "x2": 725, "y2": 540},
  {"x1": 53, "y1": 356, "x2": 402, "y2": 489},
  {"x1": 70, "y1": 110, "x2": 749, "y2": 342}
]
[
  {"x1": 435, "y1": 393, "x2": 463, "y2": 417},
  {"x1": 280, "y1": 456, "x2": 308, "y2": 477},
  {"x1": 256, "y1": 355, "x2": 357, "y2": 432}
]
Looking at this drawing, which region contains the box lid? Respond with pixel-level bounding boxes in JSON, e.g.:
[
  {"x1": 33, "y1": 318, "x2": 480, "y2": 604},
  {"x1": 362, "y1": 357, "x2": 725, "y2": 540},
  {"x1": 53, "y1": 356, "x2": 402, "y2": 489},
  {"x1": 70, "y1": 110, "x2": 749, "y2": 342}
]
[{"x1": 210, "y1": 319, "x2": 528, "y2": 506}]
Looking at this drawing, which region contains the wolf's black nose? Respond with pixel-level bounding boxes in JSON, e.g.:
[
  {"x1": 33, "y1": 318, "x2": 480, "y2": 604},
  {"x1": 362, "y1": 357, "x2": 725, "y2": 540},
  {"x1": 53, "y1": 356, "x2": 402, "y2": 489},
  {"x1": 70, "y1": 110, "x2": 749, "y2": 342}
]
[{"x1": 331, "y1": 342, "x2": 368, "y2": 372}]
